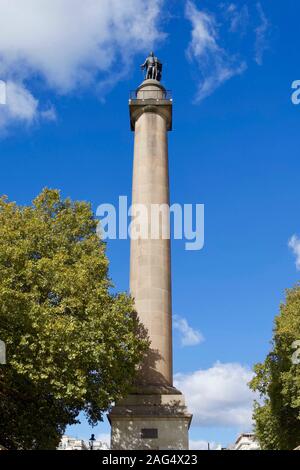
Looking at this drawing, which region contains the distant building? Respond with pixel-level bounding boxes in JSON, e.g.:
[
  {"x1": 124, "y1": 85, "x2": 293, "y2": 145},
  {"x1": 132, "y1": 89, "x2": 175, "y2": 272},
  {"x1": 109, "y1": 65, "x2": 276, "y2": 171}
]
[
  {"x1": 231, "y1": 433, "x2": 260, "y2": 450},
  {"x1": 57, "y1": 436, "x2": 88, "y2": 450},
  {"x1": 57, "y1": 435, "x2": 109, "y2": 450},
  {"x1": 91, "y1": 440, "x2": 109, "y2": 450}
]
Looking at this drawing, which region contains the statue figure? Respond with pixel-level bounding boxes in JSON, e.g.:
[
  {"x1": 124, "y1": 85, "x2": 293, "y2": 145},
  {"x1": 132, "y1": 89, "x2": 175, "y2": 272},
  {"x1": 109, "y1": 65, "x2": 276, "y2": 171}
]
[{"x1": 141, "y1": 52, "x2": 162, "y2": 82}]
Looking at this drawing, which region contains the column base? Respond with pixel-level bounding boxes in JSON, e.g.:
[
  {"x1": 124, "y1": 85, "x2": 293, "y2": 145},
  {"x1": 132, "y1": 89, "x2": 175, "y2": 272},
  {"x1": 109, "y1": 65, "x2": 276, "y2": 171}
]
[{"x1": 108, "y1": 387, "x2": 192, "y2": 450}]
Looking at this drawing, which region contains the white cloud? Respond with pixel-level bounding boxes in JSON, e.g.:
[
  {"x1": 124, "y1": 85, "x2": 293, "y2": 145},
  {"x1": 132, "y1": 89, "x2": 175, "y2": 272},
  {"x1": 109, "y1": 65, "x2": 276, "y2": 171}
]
[
  {"x1": 255, "y1": 2, "x2": 270, "y2": 65},
  {"x1": 0, "y1": 0, "x2": 164, "y2": 131},
  {"x1": 226, "y1": 4, "x2": 249, "y2": 34},
  {"x1": 288, "y1": 235, "x2": 300, "y2": 270},
  {"x1": 0, "y1": 80, "x2": 6, "y2": 105},
  {"x1": 185, "y1": 1, "x2": 247, "y2": 102},
  {"x1": 185, "y1": 2, "x2": 271, "y2": 102},
  {"x1": 174, "y1": 362, "x2": 256, "y2": 428},
  {"x1": 173, "y1": 316, "x2": 204, "y2": 347},
  {"x1": 5, "y1": 82, "x2": 38, "y2": 122},
  {"x1": 0, "y1": 81, "x2": 39, "y2": 133},
  {"x1": 0, "y1": 80, "x2": 57, "y2": 134},
  {"x1": 40, "y1": 105, "x2": 57, "y2": 122}
]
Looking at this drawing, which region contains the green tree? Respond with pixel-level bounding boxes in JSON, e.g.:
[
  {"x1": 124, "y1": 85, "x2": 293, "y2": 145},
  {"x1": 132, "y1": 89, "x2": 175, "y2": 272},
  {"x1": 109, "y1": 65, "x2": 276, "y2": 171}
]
[
  {"x1": 250, "y1": 285, "x2": 300, "y2": 449},
  {"x1": 0, "y1": 189, "x2": 148, "y2": 449}
]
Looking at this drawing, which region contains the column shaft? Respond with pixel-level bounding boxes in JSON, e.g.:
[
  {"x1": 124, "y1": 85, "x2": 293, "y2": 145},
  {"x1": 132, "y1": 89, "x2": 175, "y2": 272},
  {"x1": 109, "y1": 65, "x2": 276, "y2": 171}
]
[{"x1": 130, "y1": 110, "x2": 173, "y2": 386}]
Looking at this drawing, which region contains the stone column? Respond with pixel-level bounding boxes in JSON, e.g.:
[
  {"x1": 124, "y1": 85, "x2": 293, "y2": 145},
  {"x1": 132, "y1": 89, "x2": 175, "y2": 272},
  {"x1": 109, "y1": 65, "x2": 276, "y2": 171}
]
[
  {"x1": 130, "y1": 79, "x2": 172, "y2": 387},
  {"x1": 108, "y1": 79, "x2": 192, "y2": 450}
]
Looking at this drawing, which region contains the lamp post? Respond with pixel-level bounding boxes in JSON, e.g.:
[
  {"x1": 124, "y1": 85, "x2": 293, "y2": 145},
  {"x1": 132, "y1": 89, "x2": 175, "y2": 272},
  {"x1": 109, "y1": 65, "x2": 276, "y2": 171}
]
[{"x1": 89, "y1": 433, "x2": 95, "y2": 451}]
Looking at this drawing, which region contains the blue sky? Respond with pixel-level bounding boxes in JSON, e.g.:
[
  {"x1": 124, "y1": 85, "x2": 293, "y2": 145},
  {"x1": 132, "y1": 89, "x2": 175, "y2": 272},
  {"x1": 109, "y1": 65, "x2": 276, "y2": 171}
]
[{"x1": 0, "y1": 0, "x2": 300, "y2": 449}]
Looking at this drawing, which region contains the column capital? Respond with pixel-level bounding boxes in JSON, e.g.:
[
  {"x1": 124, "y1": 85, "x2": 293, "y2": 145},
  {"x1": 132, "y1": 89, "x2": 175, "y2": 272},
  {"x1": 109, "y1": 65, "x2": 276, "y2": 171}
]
[{"x1": 129, "y1": 80, "x2": 173, "y2": 131}]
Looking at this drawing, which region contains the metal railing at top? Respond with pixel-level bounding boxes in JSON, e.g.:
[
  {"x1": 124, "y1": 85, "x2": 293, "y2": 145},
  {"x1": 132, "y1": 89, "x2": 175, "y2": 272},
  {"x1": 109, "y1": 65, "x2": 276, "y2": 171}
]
[{"x1": 129, "y1": 89, "x2": 172, "y2": 101}]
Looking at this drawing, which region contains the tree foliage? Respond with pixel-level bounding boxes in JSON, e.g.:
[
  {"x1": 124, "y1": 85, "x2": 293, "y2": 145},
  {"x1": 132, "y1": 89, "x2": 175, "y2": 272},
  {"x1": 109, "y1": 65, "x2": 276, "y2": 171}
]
[
  {"x1": 250, "y1": 285, "x2": 300, "y2": 449},
  {"x1": 0, "y1": 189, "x2": 148, "y2": 449}
]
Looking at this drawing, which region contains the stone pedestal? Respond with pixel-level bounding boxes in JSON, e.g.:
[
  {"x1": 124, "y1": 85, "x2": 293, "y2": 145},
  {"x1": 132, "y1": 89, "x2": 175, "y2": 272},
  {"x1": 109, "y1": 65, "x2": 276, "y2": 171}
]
[
  {"x1": 109, "y1": 387, "x2": 191, "y2": 450},
  {"x1": 109, "y1": 79, "x2": 192, "y2": 449}
]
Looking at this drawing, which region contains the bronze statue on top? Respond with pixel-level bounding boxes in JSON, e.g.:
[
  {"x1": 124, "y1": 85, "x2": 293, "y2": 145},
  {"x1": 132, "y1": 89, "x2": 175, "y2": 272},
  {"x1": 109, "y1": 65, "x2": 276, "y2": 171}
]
[{"x1": 141, "y1": 52, "x2": 162, "y2": 82}]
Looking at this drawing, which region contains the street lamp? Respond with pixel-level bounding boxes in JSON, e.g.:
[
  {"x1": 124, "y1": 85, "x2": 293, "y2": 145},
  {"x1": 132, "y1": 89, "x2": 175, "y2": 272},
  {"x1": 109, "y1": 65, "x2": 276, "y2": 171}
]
[{"x1": 89, "y1": 433, "x2": 95, "y2": 451}]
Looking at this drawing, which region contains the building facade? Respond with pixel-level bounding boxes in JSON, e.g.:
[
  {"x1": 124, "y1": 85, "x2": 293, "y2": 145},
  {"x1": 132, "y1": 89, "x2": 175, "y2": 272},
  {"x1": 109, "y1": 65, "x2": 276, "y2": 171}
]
[
  {"x1": 231, "y1": 433, "x2": 260, "y2": 450},
  {"x1": 57, "y1": 436, "x2": 88, "y2": 451}
]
